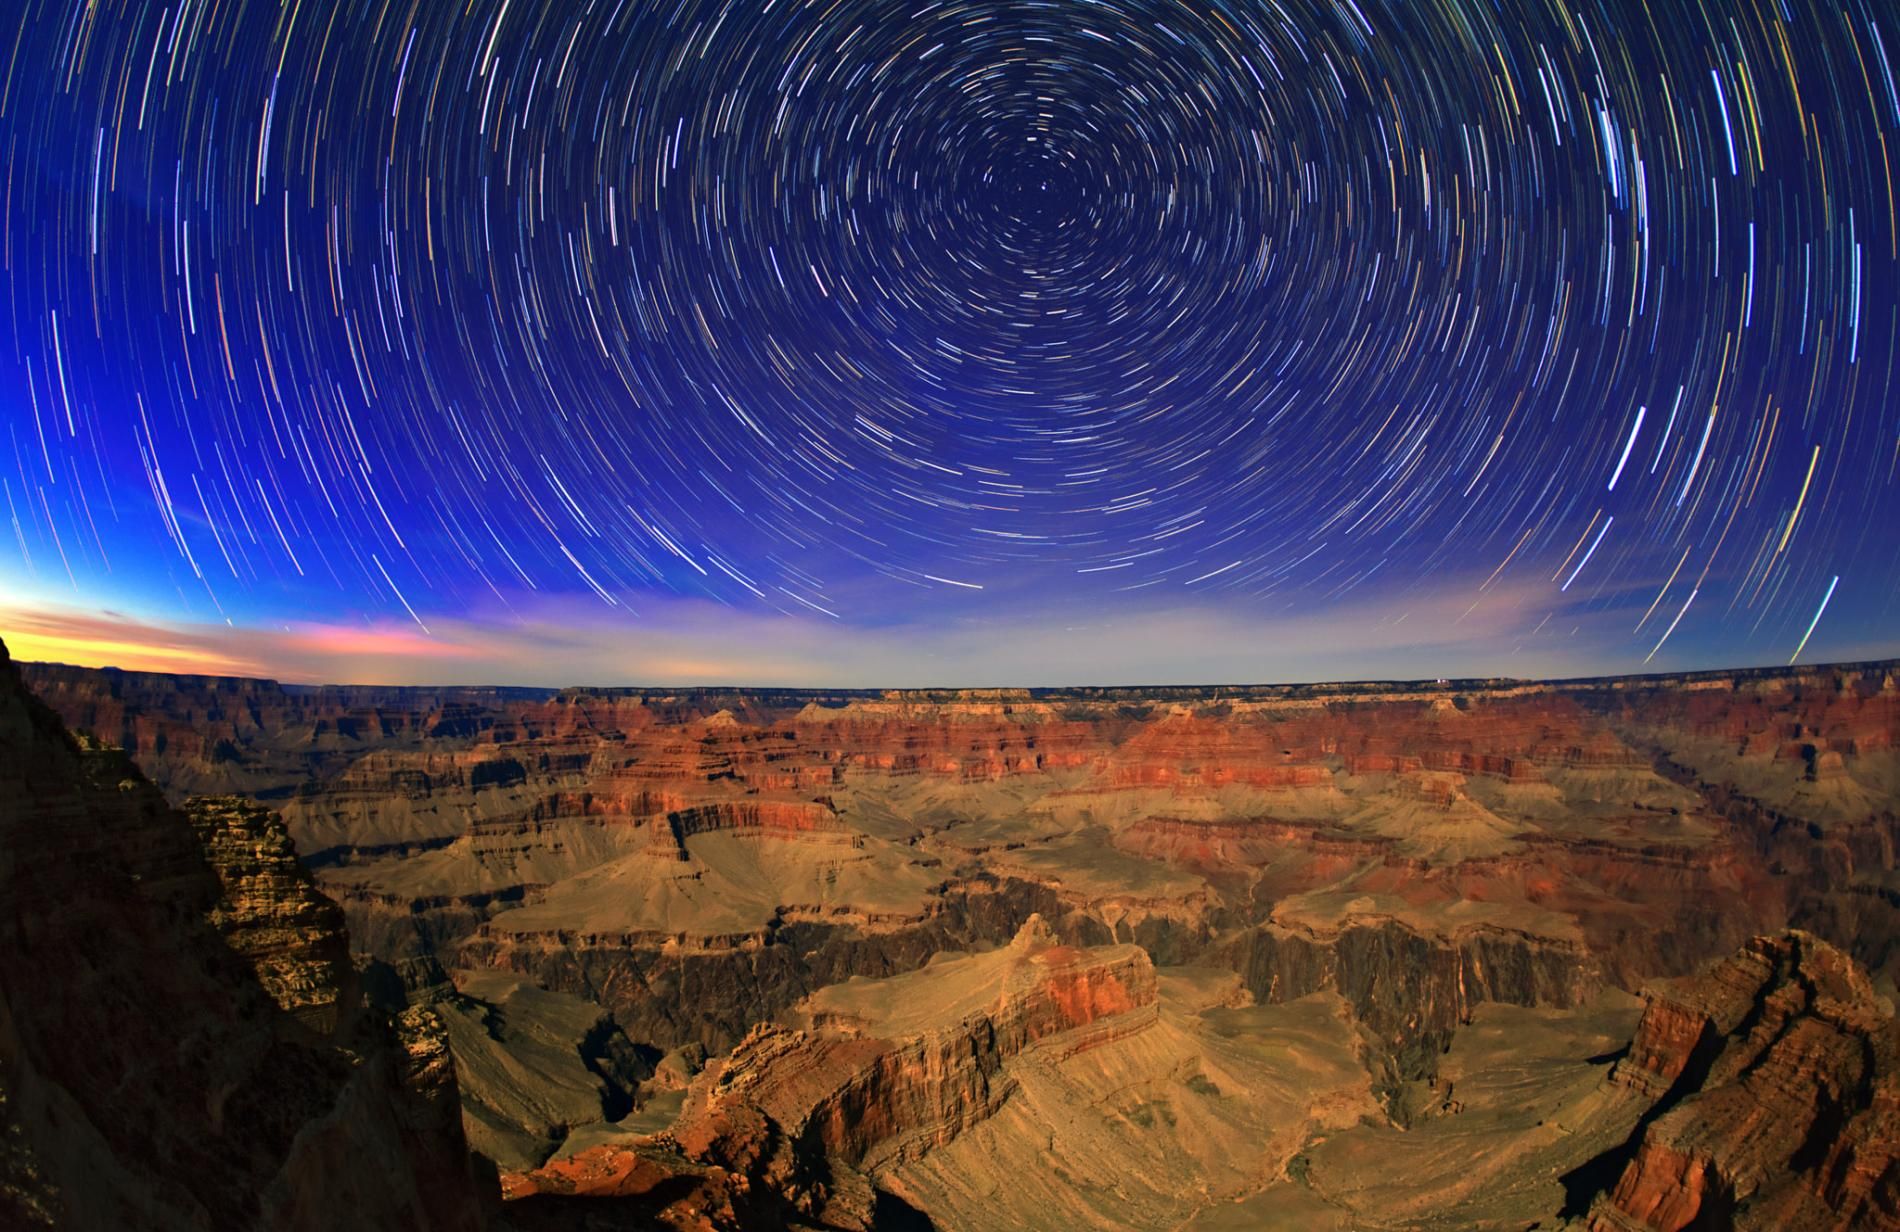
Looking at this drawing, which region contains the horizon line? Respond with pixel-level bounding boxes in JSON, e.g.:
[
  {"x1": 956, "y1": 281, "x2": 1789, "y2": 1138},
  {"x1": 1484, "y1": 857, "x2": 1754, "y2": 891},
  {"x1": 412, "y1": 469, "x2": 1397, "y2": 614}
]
[{"x1": 10, "y1": 647, "x2": 1897, "y2": 697}]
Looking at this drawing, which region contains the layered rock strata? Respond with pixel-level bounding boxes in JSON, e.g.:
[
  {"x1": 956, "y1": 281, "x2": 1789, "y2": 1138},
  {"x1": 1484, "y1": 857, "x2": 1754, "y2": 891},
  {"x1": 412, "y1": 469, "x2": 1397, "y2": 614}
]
[
  {"x1": 20, "y1": 657, "x2": 1897, "y2": 1113},
  {"x1": 1586, "y1": 931, "x2": 1900, "y2": 1231}
]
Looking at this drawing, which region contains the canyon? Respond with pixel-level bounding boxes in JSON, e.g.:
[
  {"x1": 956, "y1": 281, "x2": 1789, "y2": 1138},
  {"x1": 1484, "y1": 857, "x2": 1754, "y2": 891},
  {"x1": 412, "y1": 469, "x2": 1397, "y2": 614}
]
[{"x1": 5, "y1": 641, "x2": 1898, "y2": 1228}]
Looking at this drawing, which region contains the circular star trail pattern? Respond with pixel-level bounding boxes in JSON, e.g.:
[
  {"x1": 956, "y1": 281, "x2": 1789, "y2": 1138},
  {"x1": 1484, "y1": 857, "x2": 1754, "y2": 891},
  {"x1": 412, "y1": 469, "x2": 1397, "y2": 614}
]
[{"x1": 2, "y1": 0, "x2": 1897, "y2": 664}]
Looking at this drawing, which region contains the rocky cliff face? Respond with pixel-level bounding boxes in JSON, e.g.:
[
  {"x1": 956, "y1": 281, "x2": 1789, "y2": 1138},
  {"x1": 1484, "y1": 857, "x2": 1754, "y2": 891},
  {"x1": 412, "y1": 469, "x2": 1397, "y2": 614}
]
[
  {"x1": 1584, "y1": 931, "x2": 1900, "y2": 1231},
  {"x1": 1224, "y1": 916, "x2": 1601, "y2": 1106},
  {"x1": 0, "y1": 638, "x2": 489, "y2": 1231},
  {"x1": 184, "y1": 795, "x2": 360, "y2": 1034},
  {"x1": 434, "y1": 972, "x2": 652, "y2": 1172}
]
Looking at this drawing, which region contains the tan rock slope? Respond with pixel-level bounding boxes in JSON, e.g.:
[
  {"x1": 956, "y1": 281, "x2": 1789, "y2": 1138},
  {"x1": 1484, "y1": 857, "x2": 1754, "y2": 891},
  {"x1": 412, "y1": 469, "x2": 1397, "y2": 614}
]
[
  {"x1": 437, "y1": 971, "x2": 651, "y2": 1172},
  {"x1": 502, "y1": 916, "x2": 1159, "y2": 1225},
  {"x1": 503, "y1": 916, "x2": 1378, "y2": 1230},
  {"x1": 505, "y1": 926, "x2": 1900, "y2": 1231}
]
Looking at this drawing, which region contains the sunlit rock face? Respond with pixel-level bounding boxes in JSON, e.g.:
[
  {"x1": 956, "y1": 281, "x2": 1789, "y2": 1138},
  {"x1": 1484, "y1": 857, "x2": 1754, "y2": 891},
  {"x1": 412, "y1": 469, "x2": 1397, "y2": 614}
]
[
  {"x1": 10, "y1": 655, "x2": 1900, "y2": 1228},
  {"x1": 1587, "y1": 932, "x2": 1900, "y2": 1232}
]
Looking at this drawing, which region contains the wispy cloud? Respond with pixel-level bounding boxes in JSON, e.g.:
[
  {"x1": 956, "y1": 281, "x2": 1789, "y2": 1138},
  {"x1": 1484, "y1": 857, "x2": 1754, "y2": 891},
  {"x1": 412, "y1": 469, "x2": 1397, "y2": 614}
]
[{"x1": 0, "y1": 573, "x2": 1683, "y2": 687}]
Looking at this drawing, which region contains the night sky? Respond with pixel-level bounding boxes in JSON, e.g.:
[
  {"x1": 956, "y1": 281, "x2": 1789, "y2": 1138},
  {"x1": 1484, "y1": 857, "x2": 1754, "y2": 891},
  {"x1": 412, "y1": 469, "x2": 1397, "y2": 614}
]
[{"x1": 1, "y1": 0, "x2": 1896, "y2": 686}]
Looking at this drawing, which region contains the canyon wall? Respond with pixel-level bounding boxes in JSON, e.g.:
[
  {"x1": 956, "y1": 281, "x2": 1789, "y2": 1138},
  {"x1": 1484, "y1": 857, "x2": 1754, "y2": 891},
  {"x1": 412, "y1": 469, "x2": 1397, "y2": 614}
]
[
  {"x1": 24, "y1": 657, "x2": 1893, "y2": 1108},
  {"x1": 5, "y1": 650, "x2": 1899, "y2": 1227},
  {"x1": 1587, "y1": 931, "x2": 1900, "y2": 1231}
]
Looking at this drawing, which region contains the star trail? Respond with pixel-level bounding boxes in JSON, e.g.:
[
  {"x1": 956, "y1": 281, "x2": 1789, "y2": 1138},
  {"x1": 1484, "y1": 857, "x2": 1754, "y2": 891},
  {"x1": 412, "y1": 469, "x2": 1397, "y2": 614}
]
[{"x1": 1, "y1": 0, "x2": 1897, "y2": 684}]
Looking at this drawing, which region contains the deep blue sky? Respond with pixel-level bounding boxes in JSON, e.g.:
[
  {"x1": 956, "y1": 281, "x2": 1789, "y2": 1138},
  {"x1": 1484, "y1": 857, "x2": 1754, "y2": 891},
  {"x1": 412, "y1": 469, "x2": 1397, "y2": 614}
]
[{"x1": 1, "y1": 0, "x2": 1897, "y2": 686}]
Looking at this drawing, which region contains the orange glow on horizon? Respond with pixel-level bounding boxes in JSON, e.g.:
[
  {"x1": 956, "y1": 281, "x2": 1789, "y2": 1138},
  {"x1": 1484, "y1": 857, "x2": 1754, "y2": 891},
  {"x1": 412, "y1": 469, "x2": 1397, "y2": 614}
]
[
  {"x1": 0, "y1": 605, "x2": 484, "y2": 683},
  {"x1": 0, "y1": 626, "x2": 267, "y2": 677}
]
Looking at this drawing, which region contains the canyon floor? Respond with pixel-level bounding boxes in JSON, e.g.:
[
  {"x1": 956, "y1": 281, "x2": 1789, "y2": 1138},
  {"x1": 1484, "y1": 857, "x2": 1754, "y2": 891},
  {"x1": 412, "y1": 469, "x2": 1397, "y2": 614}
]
[{"x1": 6, "y1": 645, "x2": 1900, "y2": 1229}]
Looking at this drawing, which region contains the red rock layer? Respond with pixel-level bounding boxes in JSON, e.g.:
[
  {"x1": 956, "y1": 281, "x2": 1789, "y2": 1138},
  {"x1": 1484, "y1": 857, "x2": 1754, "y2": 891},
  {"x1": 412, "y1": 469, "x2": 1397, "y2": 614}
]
[{"x1": 1589, "y1": 932, "x2": 1900, "y2": 1231}]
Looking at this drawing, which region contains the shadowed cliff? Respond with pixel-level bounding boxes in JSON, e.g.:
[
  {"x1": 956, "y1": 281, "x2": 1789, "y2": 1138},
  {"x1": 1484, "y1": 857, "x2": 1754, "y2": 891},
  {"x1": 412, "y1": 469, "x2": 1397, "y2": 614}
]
[{"x1": 0, "y1": 635, "x2": 491, "y2": 1230}]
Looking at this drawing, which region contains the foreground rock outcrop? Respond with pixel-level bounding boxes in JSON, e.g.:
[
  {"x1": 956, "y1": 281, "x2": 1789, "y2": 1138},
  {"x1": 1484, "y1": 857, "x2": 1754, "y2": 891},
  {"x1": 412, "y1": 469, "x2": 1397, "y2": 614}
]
[
  {"x1": 0, "y1": 637, "x2": 489, "y2": 1230},
  {"x1": 1586, "y1": 931, "x2": 1900, "y2": 1231},
  {"x1": 184, "y1": 795, "x2": 360, "y2": 1034}
]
